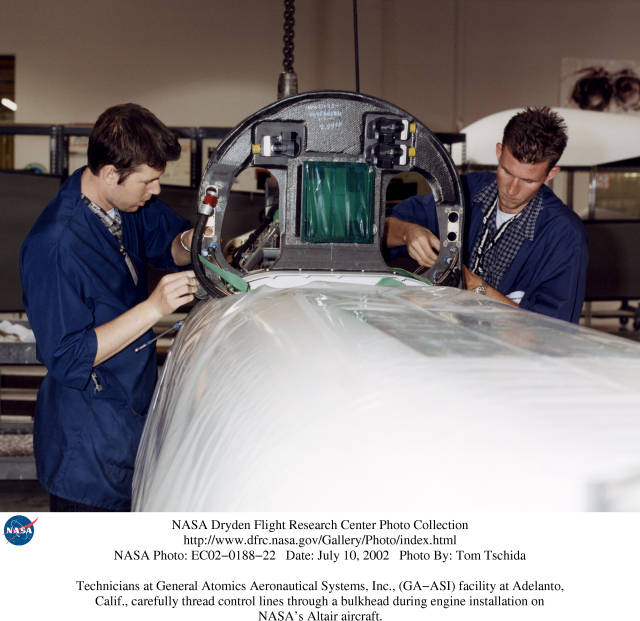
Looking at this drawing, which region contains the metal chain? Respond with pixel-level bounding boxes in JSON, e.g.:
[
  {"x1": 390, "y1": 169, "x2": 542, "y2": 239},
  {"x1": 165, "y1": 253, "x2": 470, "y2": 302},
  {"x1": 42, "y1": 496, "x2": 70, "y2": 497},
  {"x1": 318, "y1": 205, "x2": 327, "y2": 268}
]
[{"x1": 282, "y1": 0, "x2": 295, "y2": 73}]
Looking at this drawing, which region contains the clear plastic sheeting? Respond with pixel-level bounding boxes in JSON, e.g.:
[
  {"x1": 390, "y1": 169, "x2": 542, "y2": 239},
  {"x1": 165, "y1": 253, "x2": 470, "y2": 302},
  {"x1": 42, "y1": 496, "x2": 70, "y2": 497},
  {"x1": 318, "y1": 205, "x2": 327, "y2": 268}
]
[{"x1": 133, "y1": 277, "x2": 640, "y2": 512}]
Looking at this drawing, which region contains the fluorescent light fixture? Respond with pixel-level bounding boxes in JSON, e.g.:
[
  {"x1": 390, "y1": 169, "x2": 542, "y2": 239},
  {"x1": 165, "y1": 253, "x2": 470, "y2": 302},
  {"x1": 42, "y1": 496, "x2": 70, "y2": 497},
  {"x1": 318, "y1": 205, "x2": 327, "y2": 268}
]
[{"x1": 1, "y1": 98, "x2": 17, "y2": 112}]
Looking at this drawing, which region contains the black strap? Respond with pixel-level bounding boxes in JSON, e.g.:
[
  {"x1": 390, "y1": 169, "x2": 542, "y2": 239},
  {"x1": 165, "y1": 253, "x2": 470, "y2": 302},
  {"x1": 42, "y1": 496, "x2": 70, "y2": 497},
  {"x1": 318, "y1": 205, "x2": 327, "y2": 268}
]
[{"x1": 470, "y1": 198, "x2": 521, "y2": 277}]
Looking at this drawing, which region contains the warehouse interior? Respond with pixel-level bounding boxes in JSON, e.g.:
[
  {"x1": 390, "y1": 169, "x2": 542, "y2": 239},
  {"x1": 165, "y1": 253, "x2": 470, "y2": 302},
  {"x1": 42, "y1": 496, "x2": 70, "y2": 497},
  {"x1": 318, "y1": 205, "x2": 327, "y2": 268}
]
[{"x1": 2, "y1": 0, "x2": 640, "y2": 511}]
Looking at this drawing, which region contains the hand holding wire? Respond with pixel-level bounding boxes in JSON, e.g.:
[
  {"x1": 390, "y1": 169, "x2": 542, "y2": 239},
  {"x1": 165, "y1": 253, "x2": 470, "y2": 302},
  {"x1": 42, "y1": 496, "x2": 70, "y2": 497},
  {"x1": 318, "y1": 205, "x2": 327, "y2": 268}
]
[{"x1": 148, "y1": 271, "x2": 197, "y2": 318}]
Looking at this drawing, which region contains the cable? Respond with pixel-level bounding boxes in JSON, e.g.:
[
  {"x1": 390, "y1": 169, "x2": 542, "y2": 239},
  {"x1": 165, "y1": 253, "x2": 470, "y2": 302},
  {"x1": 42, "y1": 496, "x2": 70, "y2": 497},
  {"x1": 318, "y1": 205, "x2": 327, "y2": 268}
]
[
  {"x1": 353, "y1": 0, "x2": 360, "y2": 93},
  {"x1": 231, "y1": 204, "x2": 279, "y2": 269},
  {"x1": 278, "y1": 0, "x2": 298, "y2": 98},
  {"x1": 191, "y1": 213, "x2": 230, "y2": 299},
  {"x1": 283, "y1": 0, "x2": 295, "y2": 73}
]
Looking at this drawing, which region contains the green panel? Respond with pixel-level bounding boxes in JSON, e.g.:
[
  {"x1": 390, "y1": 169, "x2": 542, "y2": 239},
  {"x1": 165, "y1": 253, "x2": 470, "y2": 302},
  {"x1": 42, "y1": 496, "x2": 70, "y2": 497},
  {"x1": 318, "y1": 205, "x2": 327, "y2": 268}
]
[{"x1": 302, "y1": 162, "x2": 375, "y2": 243}]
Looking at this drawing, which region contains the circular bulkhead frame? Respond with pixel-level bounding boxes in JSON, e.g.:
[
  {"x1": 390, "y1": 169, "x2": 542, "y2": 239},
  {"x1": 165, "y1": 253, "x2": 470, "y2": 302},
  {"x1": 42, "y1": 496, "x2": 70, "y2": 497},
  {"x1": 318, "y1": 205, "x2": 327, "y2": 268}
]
[{"x1": 191, "y1": 90, "x2": 466, "y2": 297}]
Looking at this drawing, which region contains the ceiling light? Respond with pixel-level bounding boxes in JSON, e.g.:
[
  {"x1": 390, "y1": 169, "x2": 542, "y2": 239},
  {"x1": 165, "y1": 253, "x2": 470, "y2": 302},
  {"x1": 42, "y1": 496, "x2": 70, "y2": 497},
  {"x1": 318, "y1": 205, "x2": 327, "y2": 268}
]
[{"x1": 1, "y1": 98, "x2": 18, "y2": 112}]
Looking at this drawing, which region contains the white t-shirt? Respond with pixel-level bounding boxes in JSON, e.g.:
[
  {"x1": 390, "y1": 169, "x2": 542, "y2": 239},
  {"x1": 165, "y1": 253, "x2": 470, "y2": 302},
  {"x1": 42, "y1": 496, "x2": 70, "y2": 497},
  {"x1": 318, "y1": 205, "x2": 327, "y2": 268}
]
[
  {"x1": 496, "y1": 205, "x2": 518, "y2": 229},
  {"x1": 496, "y1": 203, "x2": 524, "y2": 304}
]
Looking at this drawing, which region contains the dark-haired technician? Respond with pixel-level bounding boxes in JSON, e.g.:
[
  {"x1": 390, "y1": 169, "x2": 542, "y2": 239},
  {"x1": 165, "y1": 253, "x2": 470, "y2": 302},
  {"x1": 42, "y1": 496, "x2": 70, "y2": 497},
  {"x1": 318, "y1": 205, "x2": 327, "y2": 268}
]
[
  {"x1": 385, "y1": 107, "x2": 588, "y2": 323},
  {"x1": 20, "y1": 103, "x2": 198, "y2": 511}
]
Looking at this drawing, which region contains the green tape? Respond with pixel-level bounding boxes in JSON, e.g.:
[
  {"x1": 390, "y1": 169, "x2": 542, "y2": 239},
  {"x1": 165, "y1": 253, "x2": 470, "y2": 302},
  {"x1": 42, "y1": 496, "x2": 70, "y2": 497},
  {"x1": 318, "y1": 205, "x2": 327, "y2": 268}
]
[
  {"x1": 198, "y1": 255, "x2": 250, "y2": 292},
  {"x1": 376, "y1": 277, "x2": 406, "y2": 287},
  {"x1": 390, "y1": 268, "x2": 433, "y2": 286}
]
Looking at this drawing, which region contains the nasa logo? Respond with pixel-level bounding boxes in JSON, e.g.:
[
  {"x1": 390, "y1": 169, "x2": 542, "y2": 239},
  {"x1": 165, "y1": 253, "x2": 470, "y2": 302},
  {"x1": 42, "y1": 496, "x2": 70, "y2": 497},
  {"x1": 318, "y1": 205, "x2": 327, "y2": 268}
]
[{"x1": 4, "y1": 515, "x2": 38, "y2": 546}]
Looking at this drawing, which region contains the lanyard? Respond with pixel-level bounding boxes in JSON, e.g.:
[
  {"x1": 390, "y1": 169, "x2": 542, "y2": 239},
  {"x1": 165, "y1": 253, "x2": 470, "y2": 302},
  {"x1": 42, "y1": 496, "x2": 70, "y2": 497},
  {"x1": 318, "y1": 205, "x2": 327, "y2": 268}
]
[
  {"x1": 82, "y1": 195, "x2": 139, "y2": 286},
  {"x1": 471, "y1": 198, "x2": 520, "y2": 276}
]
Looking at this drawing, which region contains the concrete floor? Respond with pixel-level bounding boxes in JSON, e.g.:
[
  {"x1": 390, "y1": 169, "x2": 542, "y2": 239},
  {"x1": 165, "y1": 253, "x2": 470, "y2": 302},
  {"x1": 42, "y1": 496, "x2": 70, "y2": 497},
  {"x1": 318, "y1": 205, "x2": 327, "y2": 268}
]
[{"x1": 0, "y1": 479, "x2": 49, "y2": 512}]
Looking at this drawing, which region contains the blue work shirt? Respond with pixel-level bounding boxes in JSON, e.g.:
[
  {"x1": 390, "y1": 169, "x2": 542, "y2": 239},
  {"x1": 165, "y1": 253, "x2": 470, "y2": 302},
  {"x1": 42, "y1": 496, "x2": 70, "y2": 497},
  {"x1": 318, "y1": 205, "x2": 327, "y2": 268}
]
[
  {"x1": 389, "y1": 172, "x2": 588, "y2": 323},
  {"x1": 20, "y1": 167, "x2": 190, "y2": 509}
]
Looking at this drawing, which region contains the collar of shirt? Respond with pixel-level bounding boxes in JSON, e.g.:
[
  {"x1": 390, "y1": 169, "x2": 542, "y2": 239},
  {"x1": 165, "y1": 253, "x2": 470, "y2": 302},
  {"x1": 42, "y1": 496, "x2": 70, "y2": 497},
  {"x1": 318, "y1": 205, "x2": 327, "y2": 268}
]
[
  {"x1": 472, "y1": 179, "x2": 544, "y2": 241},
  {"x1": 468, "y1": 178, "x2": 546, "y2": 289},
  {"x1": 81, "y1": 194, "x2": 122, "y2": 242}
]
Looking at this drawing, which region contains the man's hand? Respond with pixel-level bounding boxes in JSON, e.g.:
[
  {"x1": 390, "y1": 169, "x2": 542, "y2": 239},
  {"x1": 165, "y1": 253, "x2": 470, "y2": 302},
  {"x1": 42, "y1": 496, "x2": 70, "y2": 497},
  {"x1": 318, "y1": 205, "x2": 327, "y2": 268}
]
[
  {"x1": 403, "y1": 223, "x2": 441, "y2": 267},
  {"x1": 385, "y1": 217, "x2": 441, "y2": 267},
  {"x1": 147, "y1": 271, "x2": 197, "y2": 321},
  {"x1": 93, "y1": 270, "x2": 198, "y2": 366}
]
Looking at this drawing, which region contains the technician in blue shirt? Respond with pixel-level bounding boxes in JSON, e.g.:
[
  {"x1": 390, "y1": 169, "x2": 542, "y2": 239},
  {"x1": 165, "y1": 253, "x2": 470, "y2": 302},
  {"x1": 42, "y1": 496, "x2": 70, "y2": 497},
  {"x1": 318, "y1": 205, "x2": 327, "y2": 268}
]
[
  {"x1": 20, "y1": 104, "x2": 198, "y2": 511},
  {"x1": 385, "y1": 107, "x2": 588, "y2": 323}
]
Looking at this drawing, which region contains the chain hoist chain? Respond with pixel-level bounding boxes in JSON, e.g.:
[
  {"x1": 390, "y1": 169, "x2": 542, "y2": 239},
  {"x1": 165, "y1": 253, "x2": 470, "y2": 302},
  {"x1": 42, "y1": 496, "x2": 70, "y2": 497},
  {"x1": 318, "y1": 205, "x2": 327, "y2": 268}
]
[{"x1": 282, "y1": 0, "x2": 295, "y2": 73}]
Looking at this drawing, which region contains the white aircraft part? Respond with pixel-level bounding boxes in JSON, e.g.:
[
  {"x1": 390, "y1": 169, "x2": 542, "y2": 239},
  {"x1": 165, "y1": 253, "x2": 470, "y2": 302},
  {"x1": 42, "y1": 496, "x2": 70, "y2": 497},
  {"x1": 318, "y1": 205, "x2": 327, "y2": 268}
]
[
  {"x1": 454, "y1": 107, "x2": 640, "y2": 167},
  {"x1": 133, "y1": 275, "x2": 640, "y2": 512}
]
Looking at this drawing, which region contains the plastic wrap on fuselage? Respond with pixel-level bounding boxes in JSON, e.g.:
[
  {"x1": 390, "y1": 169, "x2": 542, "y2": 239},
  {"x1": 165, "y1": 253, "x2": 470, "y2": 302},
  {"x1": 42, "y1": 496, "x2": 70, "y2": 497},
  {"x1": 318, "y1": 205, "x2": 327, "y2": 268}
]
[{"x1": 133, "y1": 278, "x2": 640, "y2": 511}]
